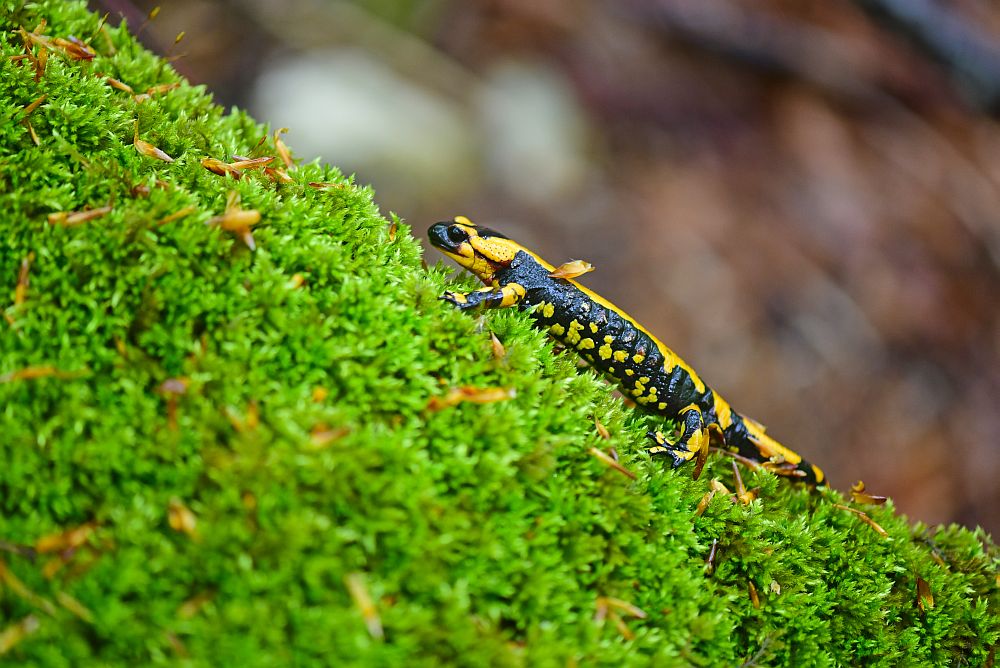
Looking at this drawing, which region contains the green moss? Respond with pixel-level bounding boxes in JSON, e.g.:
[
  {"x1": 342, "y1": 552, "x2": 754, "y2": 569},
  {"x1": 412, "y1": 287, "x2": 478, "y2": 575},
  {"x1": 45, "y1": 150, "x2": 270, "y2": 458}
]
[{"x1": 0, "y1": 2, "x2": 997, "y2": 665}]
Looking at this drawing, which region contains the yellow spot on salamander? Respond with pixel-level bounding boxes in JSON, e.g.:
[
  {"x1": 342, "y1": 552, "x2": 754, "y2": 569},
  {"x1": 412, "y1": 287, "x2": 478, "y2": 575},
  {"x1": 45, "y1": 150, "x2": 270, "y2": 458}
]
[
  {"x1": 613, "y1": 350, "x2": 628, "y2": 363},
  {"x1": 625, "y1": 369, "x2": 634, "y2": 376},
  {"x1": 566, "y1": 320, "x2": 584, "y2": 345},
  {"x1": 578, "y1": 337, "x2": 595, "y2": 350},
  {"x1": 639, "y1": 377, "x2": 650, "y2": 384},
  {"x1": 633, "y1": 354, "x2": 645, "y2": 364},
  {"x1": 631, "y1": 388, "x2": 643, "y2": 396},
  {"x1": 589, "y1": 322, "x2": 599, "y2": 333},
  {"x1": 604, "y1": 335, "x2": 614, "y2": 343},
  {"x1": 550, "y1": 323, "x2": 565, "y2": 336},
  {"x1": 598, "y1": 343, "x2": 613, "y2": 360},
  {"x1": 608, "y1": 366, "x2": 615, "y2": 373},
  {"x1": 657, "y1": 402, "x2": 667, "y2": 410},
  {"x1": 648, "y1": 386, "x2": 657, "y2": 395},
  {"x1": 541, "y1": 303, "x2": 555, "y2": 319}
]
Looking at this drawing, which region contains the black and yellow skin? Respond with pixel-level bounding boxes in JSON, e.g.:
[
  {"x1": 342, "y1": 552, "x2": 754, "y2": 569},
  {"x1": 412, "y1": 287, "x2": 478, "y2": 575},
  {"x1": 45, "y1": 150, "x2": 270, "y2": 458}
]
[{"x1": 428, "y1": 216, "x2": 825, "y2": 485}]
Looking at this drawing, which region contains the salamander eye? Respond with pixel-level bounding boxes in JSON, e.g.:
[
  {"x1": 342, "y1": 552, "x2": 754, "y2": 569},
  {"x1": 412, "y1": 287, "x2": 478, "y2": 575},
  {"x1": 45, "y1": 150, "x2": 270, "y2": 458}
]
[{"x1": 447, "y1": 226, "x2": 469, "y2": 244}]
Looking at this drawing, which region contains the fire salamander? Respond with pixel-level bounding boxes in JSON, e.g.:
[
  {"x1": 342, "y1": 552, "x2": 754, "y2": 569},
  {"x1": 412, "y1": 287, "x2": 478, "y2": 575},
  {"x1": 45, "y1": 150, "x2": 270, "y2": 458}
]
[{"x1": 429, "y1": 216, "x2": 825, "y2": 485}]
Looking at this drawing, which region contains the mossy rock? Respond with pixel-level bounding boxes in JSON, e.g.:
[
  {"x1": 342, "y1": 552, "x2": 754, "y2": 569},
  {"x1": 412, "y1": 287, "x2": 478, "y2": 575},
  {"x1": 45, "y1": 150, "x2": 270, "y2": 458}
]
[{"x1": 1, "y1": 2, "x2": 998, "y2": 665}]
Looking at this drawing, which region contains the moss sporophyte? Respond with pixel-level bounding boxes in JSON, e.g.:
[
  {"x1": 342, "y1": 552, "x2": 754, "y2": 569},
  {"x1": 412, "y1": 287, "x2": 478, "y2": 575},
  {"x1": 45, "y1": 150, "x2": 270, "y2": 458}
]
[{"x1": 0, "y1": 2, "x2": 997, "y2": 665}]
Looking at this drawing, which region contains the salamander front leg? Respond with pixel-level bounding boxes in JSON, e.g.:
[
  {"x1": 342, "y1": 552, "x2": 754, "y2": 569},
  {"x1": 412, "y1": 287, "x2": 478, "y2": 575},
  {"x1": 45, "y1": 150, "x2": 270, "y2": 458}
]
[
  {"x1": 647, "y1": 404, "x2": 710, "y2": 479},
  {"x1": 441, "y1": 283, "x2": 526, "y2": 311}
]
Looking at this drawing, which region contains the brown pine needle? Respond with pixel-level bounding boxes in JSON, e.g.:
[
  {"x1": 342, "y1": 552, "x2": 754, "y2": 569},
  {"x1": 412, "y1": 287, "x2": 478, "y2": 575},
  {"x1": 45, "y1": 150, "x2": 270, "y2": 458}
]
[
  {"x1": 133, "y1": 120, "x2": 173, "y2": 162},
  {"x1": 601, "y1": 596, "x2": 648, "y2": 619},
  {"x1": 0, "y1": 561, "x2": 56, "y2": 615},
  {"x1": 490, "y1": 332, "x2": 506, "y2": 360},
  {"x1": 157, "y1": 378, "x2": 189, "y2": 395},
  {"x1": 916, "y1": 576, "x2": 934, "y2": 612},
  {"x1": 344, "y1": 573, "x2": 384, "y2": 640},
  {"x1": 210, "y1": 209, "x2": 260, "y2": 232},
  {"x1": 207, "y1": 194, "x2": 261, "y2": 250},
  {"x1": 35, "y1": 522, "x2": 96, "y2": 553},
  {"x1": 264, "y1": 167, "x2": 293, "y2": 183},
  {"x1": 52, "y1": 36, "x2": 95, "y2": 60},
  {"x1": 704, "y1": 538, "x2": 719, "y2": 573},
  {"x1": 156, "y1": 206, "x2": 196, "y2": 226},
  {"x1": 145, "y1": 82, "x2": 180, "y2": 96},
  {"x1": 106, "y1": 76, "x2": 134, "y2": 94},
  {"x1": 595, "y1": 597, "x2": 645, "y2": 640},
  {"x1": 593, "y1": 415, "x2": 611, "y2": 440},
  {"x1": 22, "y1": 119, "x2": 40, "y2": 145},
  {"x1": 307, "y1": 181, "x2": 347, "y2": 189},
  {"x1": 228, "y1": 156, "x2": 273, "y2": 170},
  {"x1": 134, "y1": 137, "x2": 173, "y2": 162},
  {"x1": 201, "y1": 157, "x2": 241, "y2": 178},
  {"x1": 22, "y1": 93, "x2": 46, "y2": 116},
  {"x1": 748, "y1": 580, "x2": 760, "y2": 609},
  {"x1": 55, "y1": 591, "x2": 94, "y2": 623},
  {"x1": 48, "y1": 205, "x2": 112, "y2": 226},
  {"x1": 309, "y1": 425, "x2": 349, "y2": 448},
  {"x1": 588, "y1": 447, "x2": 636, "y2": 480},
  {"x1": 833, "y1": 503, "x2": 889, "y2": 538},
  {"x1": 178, "y1": 591, "x2": 214, "y2": 619},
  {"x1": 427, "y1": 386, "x2": 515, "y2": 411},
  {"x1": 0, "y1": 365, "x2": 80, "y2": 383},
  {"x1": 695, "y1": 488, "x2": 717, "y2": 516},
  {"x1": 14, "y1": 252, "x2": 34, "y2": 305},
  {"x1": 609, "y1": 611, "x2": 635, "y2": 640},
  {"x1": 167, "y1": 498, "x2": 198, "y2": 539},
  {"x1": 0, "y1": 615, "x2": 40, "y2": 656},
  {"x1": 274, "y1": 128, "x2": 294, "y2": 168}
]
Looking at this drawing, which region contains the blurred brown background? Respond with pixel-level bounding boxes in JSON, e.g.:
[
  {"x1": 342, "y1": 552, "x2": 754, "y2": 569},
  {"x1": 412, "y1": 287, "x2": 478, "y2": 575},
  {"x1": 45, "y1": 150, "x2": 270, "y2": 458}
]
[{"x1": 91, "y1": 0, "x2": 1000, "y2": 535}]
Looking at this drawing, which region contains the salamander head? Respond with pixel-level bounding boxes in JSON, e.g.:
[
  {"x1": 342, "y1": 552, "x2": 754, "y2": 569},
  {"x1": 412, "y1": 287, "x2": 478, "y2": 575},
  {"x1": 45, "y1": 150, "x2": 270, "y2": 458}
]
[{"x1": 428, "y1": 216, "x2": 522, "y2": 284}]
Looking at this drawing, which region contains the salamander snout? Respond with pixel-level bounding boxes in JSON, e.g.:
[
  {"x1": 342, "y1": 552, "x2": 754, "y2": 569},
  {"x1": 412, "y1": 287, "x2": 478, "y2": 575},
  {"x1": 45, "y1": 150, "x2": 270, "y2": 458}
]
[{"x1": 428, "y1": 221, "x2": 469, "y2": 252}]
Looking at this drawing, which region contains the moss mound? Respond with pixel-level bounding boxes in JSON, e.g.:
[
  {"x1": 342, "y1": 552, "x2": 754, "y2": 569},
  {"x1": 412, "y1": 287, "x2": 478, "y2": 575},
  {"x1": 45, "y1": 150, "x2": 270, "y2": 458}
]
[{"x1": 1, "y1": 2, "x2": 998, "y2": 665}]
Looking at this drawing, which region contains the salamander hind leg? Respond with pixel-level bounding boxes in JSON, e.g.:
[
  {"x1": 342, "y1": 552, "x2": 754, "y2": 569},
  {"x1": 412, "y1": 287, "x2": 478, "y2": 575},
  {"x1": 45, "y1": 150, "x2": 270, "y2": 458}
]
[{"x1": 647, "y1": 404, "x2": 711, "y2": 479}]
